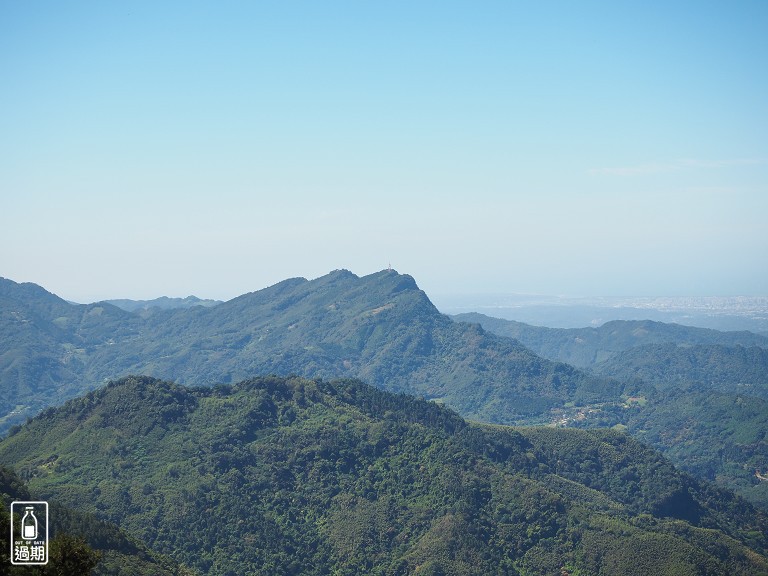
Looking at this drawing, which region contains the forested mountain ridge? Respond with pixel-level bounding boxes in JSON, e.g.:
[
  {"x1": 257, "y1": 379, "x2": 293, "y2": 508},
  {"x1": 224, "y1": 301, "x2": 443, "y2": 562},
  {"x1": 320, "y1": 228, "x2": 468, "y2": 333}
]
[
  {"x1": 0, "y1": 277, "x2": 141, "y2": 431},
  {"x1": 0, "y1": 271, "x2": 618, "y2": 432},
  {"x1": 103, "y1": 295, "x2": 222, "y2": 313},
  {"x1": 3, "y1": 272, "x2": 768, "y2": 509},
  {"x1": 592, "y1": 342, "x2": 768, "y2": 397},
  {"x1": 1, "y1": 375, "x2": 766, "y2": 576},
  {"x1": 452, "y1": 312, "x2": 768, "y2": 368}
]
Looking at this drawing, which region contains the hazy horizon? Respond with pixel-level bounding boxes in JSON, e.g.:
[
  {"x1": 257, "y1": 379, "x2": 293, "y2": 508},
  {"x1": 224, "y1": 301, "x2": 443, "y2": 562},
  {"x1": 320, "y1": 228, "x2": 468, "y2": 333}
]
[
  {"x1": 5, "y1": 268, "x2": 768, "y2": 306},
  {"x1": 2, "y1": 2, "x2": 766, "y2": 302},
  {"x1": 6, "y1": 267, "x2": 767, "y2": 333}
]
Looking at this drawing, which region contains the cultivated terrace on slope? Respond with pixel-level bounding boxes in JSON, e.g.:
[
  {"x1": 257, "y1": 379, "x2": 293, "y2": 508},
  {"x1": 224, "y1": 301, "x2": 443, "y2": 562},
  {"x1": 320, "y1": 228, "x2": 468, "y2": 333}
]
[{"x1": 0, "y1": 376, "x2": 767, "y2": 576}]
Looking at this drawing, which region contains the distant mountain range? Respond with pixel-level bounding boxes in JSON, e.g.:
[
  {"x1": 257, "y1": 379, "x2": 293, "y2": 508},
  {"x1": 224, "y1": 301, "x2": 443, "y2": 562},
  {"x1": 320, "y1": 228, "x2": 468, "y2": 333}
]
[
  {"x1": 2, "y1": 271, "x2": 767, "y2": 509},
  {"x1": 451, "y1": 312, "x2": 768, "y2": 368},
  {"x1": 452, "y1": 312, "x2": 768, "y2": 507},
  {"x1": 102, "y1": 295, "x2": 222, "y2": 313},
  {"x1": 2, "y1": 375, "x2": 766, "y2": 575},
  {"x1": 439, "y1": 294, "x2": 768, "y2": 333},
  {"x1": 0, "y1": 271, "x2": 615, "y2": 433}
]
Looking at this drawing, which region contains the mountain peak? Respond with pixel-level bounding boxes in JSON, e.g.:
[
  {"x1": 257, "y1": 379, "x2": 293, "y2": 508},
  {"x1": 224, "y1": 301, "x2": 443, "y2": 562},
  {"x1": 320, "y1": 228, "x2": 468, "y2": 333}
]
[
  {"x1": 311, "y1": 268, "x2": 419, "y2": 293},
  {"x1": 0, "y1": 268, "x2": 605, "y2": 431},
  {"x1": 322, "y1": 268, "x2": 359, "y2": 281},
  {"x1": 0, "y1": 276, "x2": 67, "y2": 305},
  {"x1": 371, "y1": 267, "x2": 418, "y2": 285}
]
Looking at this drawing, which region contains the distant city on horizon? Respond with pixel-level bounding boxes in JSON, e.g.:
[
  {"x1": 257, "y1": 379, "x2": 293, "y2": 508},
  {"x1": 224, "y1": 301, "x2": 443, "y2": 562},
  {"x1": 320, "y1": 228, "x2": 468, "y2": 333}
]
[{"x1": 432, "y1": 293, "x2": 768, "y2": 333}]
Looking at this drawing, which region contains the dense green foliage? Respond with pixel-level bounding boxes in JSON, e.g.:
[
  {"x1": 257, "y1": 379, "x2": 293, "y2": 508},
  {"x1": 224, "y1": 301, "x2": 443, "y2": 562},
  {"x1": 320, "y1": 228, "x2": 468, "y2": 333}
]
[
  {"x1": 1, "y1": 376, "x2": 767, "y2": 575},
  {"x1": 0, "y1": 271, "x2": 616, "y2": 433},
  {"x1": 0, "y1": 466, "x2": 190, "y2": 575},
  {"x1": 590, "y1": 344, "x2": 768, "y2": 508},
  {"x1": 454, "y1": 312, "x2": 768, "y2": 509},
  {"x1": 624, "y1": 388, "x2": 768, "y2": 508},
  {"x1": 0, "y1": 278, "x2": 141, "y2": 432},
  {"x1": 593, "y1": 343, "x2": 768, "y2": 397}
]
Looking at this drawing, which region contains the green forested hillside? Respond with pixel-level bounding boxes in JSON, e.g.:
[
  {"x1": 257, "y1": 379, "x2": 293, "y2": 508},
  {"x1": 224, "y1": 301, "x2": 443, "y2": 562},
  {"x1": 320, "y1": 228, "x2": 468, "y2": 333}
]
[
  {"x1": 624, "y1": 388, "x2": 768, "y2": 508},
  {"x1": 0, "y1": 271, "x2": 617, "y2": 432},
  {"x1": 452, "y1": 312, "x2": 768, "y2": 508},
  {"x1": 0, "y1": 376, "x2": 767, "y2": 576},
  {"x1": 591, "y1": 343, "x2": 768, "y2": 507},
  {"x1": 592, "y1": 343, "x2": 768, "y2": 397},
  {"x1": 0, "y1": 278, "x2": 141, "y2": 431},
  {"x1": 0, "y1": 466, "x2": 190, "y2": 575}
]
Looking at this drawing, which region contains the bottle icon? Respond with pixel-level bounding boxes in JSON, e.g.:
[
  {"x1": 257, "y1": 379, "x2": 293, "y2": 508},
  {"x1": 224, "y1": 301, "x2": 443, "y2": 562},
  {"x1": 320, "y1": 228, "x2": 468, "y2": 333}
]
[{"x1": 21, "y1": 506, "x2": 38, "y2": 540}]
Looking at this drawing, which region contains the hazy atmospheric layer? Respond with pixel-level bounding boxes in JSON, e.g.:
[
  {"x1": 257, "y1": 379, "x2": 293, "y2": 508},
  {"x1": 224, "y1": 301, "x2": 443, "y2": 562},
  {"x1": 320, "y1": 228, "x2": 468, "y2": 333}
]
[{"x1": 1, "y1": 2, "x2": 766, "y2": 302}]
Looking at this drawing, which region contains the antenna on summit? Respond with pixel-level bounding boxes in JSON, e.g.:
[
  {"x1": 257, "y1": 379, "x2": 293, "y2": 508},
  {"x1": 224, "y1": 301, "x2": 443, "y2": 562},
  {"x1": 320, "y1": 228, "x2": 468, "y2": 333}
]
[{"x1": 388, "y1": 262, "x2": 392, "y2": 272}]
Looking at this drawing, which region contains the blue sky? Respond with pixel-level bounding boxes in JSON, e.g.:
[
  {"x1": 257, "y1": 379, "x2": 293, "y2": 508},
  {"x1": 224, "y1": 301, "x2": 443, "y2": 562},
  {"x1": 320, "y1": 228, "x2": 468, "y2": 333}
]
[{"x1": 1, "y1": 1, "x2": 766, "y2": 302}]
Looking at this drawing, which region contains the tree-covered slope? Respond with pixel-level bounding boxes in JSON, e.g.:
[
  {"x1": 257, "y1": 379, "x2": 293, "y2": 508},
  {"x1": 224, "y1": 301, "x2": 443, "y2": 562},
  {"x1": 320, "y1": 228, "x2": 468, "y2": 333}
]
[
  {"x1": 587, "y1": 343, "x2": 768, "y2": 507},
  {"x1": 593, "y1": 343, "x2": 768, "y2": 398},
  {"x1": 1, "y1": 375, "x2": 766, "y2": 576},
  {"x1": 0, "y1": 466, "x2": 190, "y2": 575},
  {"x1": 0, "y1": 277, "x2": 141, "y2": 431},
  {"x1": 621, "y1": 388, "x2": 768, "y2": 509},
  {"x1": 0, "y1": 271, "x2": 616, "y2": 431},
  {"x1": 448, "y1": 313, "x2": 768, "y2": 507},
  {"x1": 453, "y1": 312, "x2": 768, "y2": 368}
]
